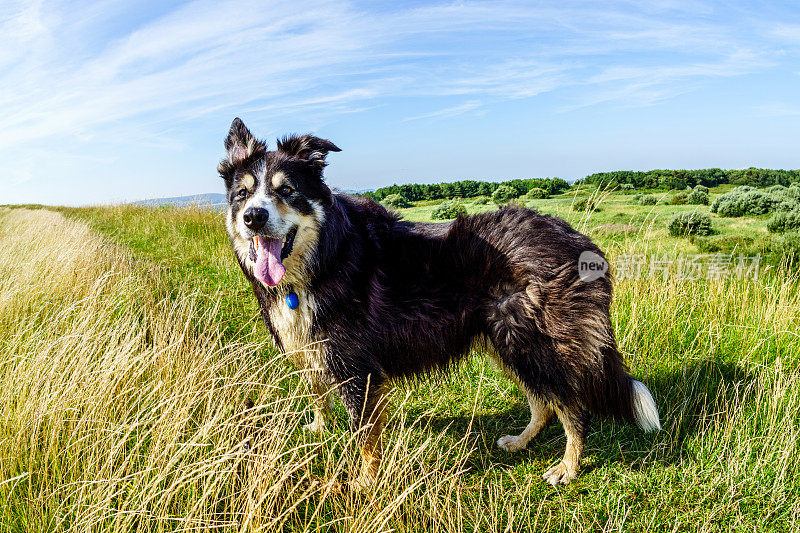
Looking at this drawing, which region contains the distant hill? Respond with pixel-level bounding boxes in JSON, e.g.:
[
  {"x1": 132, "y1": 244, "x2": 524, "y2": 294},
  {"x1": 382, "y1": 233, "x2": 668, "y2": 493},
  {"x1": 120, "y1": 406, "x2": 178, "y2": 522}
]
[
  {"x1": 134, "y1": 189, "x2": 367, "y2": 209},
  {"x1": 134, "y1": 193, "x2": 226, "y2": 209}
]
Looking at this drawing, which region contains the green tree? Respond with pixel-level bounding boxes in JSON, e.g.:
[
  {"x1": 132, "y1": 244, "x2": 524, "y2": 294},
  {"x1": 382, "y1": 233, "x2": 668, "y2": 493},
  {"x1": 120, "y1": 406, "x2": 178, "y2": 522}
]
[{"x1": 492, "y1": 185, "x2": 518, "y2": 204}]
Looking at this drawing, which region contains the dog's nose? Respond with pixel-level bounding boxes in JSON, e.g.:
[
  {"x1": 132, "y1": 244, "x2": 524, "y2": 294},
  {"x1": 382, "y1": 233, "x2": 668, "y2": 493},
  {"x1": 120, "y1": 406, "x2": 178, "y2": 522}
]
[{"x1": 242, "y1": 207, "x2": 269, "y2": 231}]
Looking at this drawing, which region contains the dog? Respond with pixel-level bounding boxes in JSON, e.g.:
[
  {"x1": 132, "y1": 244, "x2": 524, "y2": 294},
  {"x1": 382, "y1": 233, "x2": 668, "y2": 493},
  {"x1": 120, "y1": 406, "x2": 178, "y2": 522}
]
[{"x1": 218, "y1": 118, "x2": 660, "y2": 488}]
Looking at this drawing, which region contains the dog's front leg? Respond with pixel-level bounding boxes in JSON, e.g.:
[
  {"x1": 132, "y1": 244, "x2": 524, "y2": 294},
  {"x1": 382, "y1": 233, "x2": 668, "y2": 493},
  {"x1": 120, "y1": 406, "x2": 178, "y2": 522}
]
[
  {"x1": 304, "y1": 368, "x2": 333, "y2": 434},
  {"x1": 336, "y1": 371, "x2": 390, "y2": 490}
]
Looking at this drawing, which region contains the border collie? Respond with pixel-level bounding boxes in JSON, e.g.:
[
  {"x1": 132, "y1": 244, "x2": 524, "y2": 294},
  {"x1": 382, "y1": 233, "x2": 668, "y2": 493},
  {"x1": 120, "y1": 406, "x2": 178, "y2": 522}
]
[{"x1": 218, "y1": 118, "x2": 660, "y2": 488}]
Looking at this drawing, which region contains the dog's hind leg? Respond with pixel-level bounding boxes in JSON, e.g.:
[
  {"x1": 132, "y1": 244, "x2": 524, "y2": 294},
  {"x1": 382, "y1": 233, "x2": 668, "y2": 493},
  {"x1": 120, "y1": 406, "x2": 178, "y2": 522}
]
[
  {"x1": 479, "y1": 336, "x2": 554, "y2": 453},
  {"x1": 542, "y1": 404, "x2": 589, "y2": 486},
  {"x1": 497, "y1": 388, "x2": 553, "y2": 452}
]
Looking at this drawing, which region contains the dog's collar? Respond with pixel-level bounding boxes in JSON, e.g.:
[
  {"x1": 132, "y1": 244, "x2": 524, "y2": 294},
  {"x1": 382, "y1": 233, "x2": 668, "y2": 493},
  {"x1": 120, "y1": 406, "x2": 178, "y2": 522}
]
[{"x1": 285, "y1": 291, "x2": 299, "y2": 310}]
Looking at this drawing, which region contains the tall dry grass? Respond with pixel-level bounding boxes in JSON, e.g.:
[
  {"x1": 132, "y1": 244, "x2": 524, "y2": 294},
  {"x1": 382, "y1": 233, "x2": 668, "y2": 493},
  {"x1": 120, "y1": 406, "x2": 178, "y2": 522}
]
[
  {"x1": 2, "y1": 205, "x2": 800, "y2": 531},
  {"x1": 0, "y1": 209, "x2": 475, "y2": 532}
]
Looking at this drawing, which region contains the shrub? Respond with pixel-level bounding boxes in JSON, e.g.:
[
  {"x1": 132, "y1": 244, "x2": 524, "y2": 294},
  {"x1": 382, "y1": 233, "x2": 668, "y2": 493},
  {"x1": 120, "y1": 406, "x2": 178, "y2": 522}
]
[
  {"x1": 694, "y1": 185, "x2": 710, "y2": 195},
  {"x1": 668, "y1": 191, "x2": 689, "y2": 205},
  {"x1": 667, "y1": 210, "x2": 713, "y2": 237},
  {"x1": 772, "y1": 231, "x2": 800, "y2": 263},
  {"x1": 767, "y1": 208, "x2": 800, "y2": 233},
  {"x1": 711, "y1": 186, "x2": 796, "y2": 217},
  {"x1": 619, "y1": 183, "x2": 635, "y2": 192},
  {"x1": 431, "y1": 199, "x2": 467, "y2": 220},
  {"x1": 638, "y1": 195, "x2": 658, "y2": 206},
  {"x1": 382, "y1": 193, "x2": 411, "y2": 208},
  {"x1": 472, "y1": 195, "x2": 489, "y2": 205},
  {"x1": 573, "y1": 197, "x2": 599, "y2": 212},
  {"x1": 525, "y1": 187, "x2": 549, "y2": 199},
  {"x1": 768, "y1": 184, "x2": 800, "y2": 202},
  {"x1": 687, "y1": 189, "x2": 710, "y2": 205},
  {"x1": 492, "y1": 185, "x2": 518, "y2": 204}
]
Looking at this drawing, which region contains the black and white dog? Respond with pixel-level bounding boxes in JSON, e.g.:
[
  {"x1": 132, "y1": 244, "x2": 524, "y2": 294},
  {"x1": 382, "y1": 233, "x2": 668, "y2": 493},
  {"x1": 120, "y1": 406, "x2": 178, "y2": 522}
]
[{"x1": 219, "y1": 118, "x2": 660, "y2": 488}]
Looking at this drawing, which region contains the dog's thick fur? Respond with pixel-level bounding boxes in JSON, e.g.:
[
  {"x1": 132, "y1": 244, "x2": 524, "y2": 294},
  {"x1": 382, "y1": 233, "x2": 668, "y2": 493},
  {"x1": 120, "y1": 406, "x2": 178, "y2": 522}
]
[{"x1": 219, "y1": 118, "x2": 660, "y2": 487}]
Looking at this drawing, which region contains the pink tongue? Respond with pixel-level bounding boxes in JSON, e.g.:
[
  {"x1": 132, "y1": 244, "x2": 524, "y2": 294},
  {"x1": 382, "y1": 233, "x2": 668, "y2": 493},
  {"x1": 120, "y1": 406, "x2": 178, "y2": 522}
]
[{"x1": 254, "y1": 236, "x2": 286, "y2": 286}]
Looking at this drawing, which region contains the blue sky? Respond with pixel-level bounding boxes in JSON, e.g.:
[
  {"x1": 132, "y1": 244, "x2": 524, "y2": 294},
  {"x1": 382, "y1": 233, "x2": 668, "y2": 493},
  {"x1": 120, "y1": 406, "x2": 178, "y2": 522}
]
[{"x1": 1, "y1": 0, "x2": 799, "y2": 205}]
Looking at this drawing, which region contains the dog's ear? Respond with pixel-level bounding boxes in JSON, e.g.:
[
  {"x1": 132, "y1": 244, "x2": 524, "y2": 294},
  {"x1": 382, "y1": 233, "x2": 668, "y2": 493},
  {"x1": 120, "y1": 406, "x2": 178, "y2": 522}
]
[
  {"x1": 218, "y1": 118, "x2": 265, "y2": 181},
  {"x1": 224, "y1": 118, "x2": 264, "y2": 164},
  {"x1": 277, "y1": 134, "x2": 341, "y2": 169}
]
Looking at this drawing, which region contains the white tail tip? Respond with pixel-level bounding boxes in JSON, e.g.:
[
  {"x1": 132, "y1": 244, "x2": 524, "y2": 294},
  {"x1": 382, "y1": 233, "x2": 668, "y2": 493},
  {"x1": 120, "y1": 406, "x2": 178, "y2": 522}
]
[{"x1": 632, "y1": 380, "x2": 661, "y2": 432}]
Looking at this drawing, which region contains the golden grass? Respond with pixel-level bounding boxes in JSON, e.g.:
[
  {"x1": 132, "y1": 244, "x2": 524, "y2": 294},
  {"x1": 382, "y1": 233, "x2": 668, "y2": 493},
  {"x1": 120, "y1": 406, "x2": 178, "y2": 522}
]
[
  {"x1": 0, "y1": 209, "x2": 473, "y2": 531},
  {"x1": 2, "y1": 205, "x2": 800, "y2": 531}
]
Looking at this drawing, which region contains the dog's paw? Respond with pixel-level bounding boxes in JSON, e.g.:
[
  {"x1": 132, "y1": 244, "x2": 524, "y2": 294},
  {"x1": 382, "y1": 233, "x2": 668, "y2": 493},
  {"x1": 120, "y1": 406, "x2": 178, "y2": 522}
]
[
  {"x1": 310, "y1": 476, "x2": 345, "y2": 494},
  {"x1": 303, "y1": 419, "x2": 326, "y2": 434},
  {"x1": 542, "y1": 461, "x2": 577, "y2": 486},
  {"x1": 347, "y1": 474, "x2": 375, "y2": 492},
  {"x1": 497, "y1": 434, "x2": 528, "y2": 452}
]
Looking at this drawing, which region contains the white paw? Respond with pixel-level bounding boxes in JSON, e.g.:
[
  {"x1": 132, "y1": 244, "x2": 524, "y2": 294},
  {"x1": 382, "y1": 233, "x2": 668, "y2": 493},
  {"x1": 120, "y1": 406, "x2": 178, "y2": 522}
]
[
  {"x1": 303, "y1": 419, "x2": 326, "y2": 434},
  {"x1": 542, "y1": 461, "x2": 577, "y2": 486},
  {"x1": 347, "y1": 474, "x2": 374, "y2": 492},
  {"x1": 497, "y1": 434, "x2": 527, "y2": 452}
]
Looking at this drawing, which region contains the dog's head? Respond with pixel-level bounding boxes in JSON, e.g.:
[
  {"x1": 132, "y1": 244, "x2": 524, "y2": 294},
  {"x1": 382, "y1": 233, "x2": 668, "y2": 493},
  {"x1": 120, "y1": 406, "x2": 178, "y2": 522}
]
[{"x1": 218, "y1": 118, "x2": 340, "y2": 287}]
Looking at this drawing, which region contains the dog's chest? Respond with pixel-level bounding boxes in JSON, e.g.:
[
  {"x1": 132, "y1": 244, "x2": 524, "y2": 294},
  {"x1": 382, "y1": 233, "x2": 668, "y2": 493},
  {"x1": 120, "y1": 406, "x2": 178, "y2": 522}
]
[{"x1": 268, "y1": 289, "x2": 319, "y2": 367}]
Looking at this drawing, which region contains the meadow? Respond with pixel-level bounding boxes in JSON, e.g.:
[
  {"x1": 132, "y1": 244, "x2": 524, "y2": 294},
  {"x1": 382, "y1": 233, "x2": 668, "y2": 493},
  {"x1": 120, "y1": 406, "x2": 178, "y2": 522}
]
[{"x1": 1, "y1": 185, "x2": 799, "y2": 531}]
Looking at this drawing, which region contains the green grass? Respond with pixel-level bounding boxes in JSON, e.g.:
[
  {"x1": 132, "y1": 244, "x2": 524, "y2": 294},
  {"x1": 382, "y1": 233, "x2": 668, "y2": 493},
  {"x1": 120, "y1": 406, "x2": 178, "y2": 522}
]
[
  {"x1": 56, "y1": 205, "x2": 263, "y2": 341},
  {"x1": 2, "y1": 197, "x2": 800, "y2": 531}
]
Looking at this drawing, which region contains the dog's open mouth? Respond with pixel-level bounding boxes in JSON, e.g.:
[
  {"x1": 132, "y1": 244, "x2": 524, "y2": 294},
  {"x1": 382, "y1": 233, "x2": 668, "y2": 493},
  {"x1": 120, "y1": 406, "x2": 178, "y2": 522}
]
[{"x1": 248, "y1": 227, "x2": 297, "y2": 286}]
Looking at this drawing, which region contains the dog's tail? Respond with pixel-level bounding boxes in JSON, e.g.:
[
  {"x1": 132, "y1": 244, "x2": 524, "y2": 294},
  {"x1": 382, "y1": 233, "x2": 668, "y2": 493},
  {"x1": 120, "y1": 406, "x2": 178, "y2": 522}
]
[
  {"x1": 630, "y1": 379, "x2": 660, "y2": 432},
  {"x1": 585, "y1": 347, "x2": 661, "y2": 432}
]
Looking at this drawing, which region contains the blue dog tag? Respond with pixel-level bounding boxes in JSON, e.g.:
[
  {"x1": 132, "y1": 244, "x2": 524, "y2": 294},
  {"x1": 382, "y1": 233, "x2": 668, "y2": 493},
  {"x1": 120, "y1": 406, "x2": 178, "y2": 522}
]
[{"x1": 286, "y1": 292, "x2": 299, "y2": 310}]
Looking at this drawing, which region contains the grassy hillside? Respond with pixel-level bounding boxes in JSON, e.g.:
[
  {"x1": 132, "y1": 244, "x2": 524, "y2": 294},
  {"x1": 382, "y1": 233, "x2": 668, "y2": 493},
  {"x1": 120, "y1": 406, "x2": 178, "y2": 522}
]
[{"x1": 1, "y1": 199, "x2": 799, "y2": 531}]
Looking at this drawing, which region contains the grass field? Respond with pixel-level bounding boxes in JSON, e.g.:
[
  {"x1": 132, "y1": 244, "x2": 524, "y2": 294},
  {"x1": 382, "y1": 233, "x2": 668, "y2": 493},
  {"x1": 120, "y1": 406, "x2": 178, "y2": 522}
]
[
  {"x1": 399, "y1": 186, "x2": 766, "y2": 254},
  {"x1": 1, "y1": 189, "x2": 800, "y2": 531}
]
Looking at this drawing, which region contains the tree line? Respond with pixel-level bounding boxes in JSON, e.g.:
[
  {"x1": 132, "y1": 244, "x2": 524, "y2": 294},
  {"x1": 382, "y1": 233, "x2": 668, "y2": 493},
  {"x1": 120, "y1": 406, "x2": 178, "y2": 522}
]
[
  {"x1": 360, "y1": 178, "x2": 571, "y2": 202},
  {"x1": 358, "y1": 168, "x2": 800, "y2": 203},
  {"x1": 582, "y1": 168, "x2": 800, "y2": 190}
]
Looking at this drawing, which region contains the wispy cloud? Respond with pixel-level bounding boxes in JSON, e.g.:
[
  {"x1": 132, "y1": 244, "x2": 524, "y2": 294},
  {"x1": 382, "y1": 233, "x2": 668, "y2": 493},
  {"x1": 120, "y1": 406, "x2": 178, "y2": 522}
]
[
  {"x1": 771, "y1": 23, "x2": 800, "y2": 44},
  {"x1": 1, "y1": 0, "x2": 798, "y2": 203},
  {"x1": 403, "y1": 100, "x2": 484, "y2": 122},
  {"x1": 753, "y1": 102, "x2": 800, "y2": 117},
  {"x1": 562, "y1": 48, "x2": 769, "y2": 109},
  {"x1": 0, "y1": 0, "x2": 783, "y2": 148}
]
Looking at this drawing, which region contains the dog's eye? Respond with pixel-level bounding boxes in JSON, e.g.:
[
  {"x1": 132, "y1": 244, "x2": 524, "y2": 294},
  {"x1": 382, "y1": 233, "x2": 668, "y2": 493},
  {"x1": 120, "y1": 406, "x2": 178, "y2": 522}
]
[
  {"x1": 279, "y1": 185, "x2": 293, "y2": 197},
  {"x1": 236, "y1": 189, "x2": 247, "y2": 199}
]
